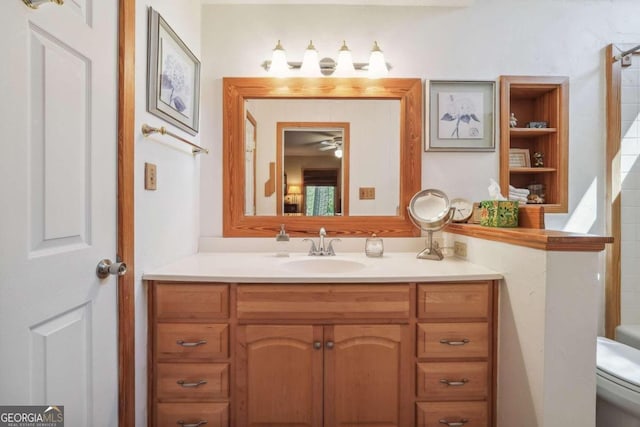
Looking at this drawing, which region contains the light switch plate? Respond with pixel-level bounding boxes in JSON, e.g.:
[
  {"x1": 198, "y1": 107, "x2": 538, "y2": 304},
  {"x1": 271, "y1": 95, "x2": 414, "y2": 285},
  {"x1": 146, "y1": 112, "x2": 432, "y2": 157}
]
[
  {"x1": 359, "y1": 187, "x2": 375, "y2": 200},
  {"x1": 145, "y1": 163, "x2": 157, "y2": 190}
]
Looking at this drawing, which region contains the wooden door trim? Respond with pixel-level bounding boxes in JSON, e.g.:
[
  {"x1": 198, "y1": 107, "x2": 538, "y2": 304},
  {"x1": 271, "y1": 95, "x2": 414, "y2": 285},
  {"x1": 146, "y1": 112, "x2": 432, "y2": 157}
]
[
  {"x1": 605, "y1": 43, "x2": 623, "y2": 338},
  {"x1": 118, "y1": 0, "x2": 135, "y2": 425},
  {"x1": 276, "y1": 121, "x2": 350, "y2": 217}
]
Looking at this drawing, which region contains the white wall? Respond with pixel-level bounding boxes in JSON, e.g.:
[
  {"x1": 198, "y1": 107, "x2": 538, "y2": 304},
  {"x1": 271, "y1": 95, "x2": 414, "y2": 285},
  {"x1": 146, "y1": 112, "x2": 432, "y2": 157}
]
[
  {"x1": 134, "y1": 1, "x2": 201, "y2": 425},
  {"x1": 247, "y1": 99, "x2": 400, "y2": 215},
  {"x1": 199, "y1": 1, "x2": 640, "y2": 238}
]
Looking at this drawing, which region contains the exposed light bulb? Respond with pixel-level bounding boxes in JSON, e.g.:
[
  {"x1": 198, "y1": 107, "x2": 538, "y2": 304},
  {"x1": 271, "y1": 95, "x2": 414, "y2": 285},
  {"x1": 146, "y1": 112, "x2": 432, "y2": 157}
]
[
  {"x1": 367, "y1": 41, "x2": 388, "y2": 79},
  {"x1": 334, "y1": 148, "x2": 343, "y2": 158},
  {"x1": 300, "y1": 40, "x2": 322, "y2": 77},
  {"x1": 269, "y1": 40, "x2": 289, "y2": 77},
  {"x1": 334, "y1": 41, "x2": 355, "y2": 77}
]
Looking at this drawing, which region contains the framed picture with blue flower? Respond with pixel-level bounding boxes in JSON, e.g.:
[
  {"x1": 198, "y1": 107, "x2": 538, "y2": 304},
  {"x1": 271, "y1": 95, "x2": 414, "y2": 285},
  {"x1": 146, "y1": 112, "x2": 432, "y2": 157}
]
[
  {"x1": 147, "y1": 7, "x2": 201, "y2": 136},
  {"x1": 426, "y1": 80, "x2": 495, "y2": 151}
]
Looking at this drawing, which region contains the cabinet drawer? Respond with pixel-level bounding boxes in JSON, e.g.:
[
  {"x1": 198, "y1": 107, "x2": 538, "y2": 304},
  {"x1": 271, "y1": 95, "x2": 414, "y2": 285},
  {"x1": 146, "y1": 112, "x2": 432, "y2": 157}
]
[
  {"x1": 416, "y1": 401, "x2": 487, "y2": 427},
  {"x1": 155, "y1": 283, "x2": 229, "y2": 320},
  {"x1": 156, "y1": 403, "x2": 228, "y2": 427},
  {"x1": 417, "y1": 283, "x2": 490, "y2": 320},
  {"x1": 416, "y1": 362, "x2": 488, "y2": 400},
  {"x1": 237, "y1": 284, "x2": 410, "y2": 320},
  {"x1": 417, "y1": 323, "x2": 488, "y2": 359},
  {"x1": 157, "y1": 363, "x2": 229, "y2": 401},
  {"x1": 157, "y1": 323, "x2": 229, "y2": 361}
]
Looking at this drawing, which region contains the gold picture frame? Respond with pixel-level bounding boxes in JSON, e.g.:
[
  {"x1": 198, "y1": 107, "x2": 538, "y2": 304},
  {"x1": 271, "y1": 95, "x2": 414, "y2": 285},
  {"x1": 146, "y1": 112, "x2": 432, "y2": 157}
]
[{"x1": 509, "y1": 148, "x2": 531, "y2": 168}]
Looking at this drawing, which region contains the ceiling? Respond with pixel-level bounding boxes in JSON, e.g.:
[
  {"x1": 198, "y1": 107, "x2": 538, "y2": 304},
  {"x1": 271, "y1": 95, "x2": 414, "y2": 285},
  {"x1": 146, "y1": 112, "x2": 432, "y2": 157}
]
[
  {"x1": 200, "y1": 0, "x2": 473, "y2": 6},
  {"x1": 284, "y1": 129, "x2": 343, "y2": 157}
]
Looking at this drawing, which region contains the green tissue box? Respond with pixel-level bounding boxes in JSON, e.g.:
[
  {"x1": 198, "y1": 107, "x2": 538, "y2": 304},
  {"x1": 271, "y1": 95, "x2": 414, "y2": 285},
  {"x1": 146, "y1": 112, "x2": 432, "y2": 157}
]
[{"x1": 480, "y1": 200, "x2": 519, "y2": 227}]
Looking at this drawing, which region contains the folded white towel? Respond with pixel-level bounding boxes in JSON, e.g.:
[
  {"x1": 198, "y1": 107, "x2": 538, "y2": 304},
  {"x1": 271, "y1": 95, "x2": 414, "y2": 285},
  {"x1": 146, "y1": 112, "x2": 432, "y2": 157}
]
[
  {"x1": 509, "y1": 185, "x2": 530, "y2": 196},
  {"x1": 508, "y1": 194, "x2": 528, "y2": 203}
]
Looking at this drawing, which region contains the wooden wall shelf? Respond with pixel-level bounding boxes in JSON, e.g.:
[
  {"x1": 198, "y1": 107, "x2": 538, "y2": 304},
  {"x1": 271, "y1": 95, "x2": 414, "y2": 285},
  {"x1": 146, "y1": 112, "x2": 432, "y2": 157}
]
[
  {"x1": 447, "y1": 223, "x2": 612, "y2": 252},
  {"x1": 510, "y1": 128, "x2": 557, "y2": 137},
  {"x1": 510, "y1": 167, "x2": 557, "y2": 174},
  {"x1": 500, "y1": 76, "x2": 569, "y2": 213}
]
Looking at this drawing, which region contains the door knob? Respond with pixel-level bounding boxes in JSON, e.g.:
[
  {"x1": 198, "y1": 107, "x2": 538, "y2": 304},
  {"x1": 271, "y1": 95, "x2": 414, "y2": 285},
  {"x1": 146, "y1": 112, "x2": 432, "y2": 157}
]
[
  {"x1": 313, "y1": 341, "x2": 322, "y2": 350},
  {"x1": 22, "y1": 0, "x2": 64, "y2": 9},
  {"x1": 96, "y1": 259, "x2": 127, "y2": 279},
  {"x1": 325, "y1": 341, "x2": 335, "y2": 350}
]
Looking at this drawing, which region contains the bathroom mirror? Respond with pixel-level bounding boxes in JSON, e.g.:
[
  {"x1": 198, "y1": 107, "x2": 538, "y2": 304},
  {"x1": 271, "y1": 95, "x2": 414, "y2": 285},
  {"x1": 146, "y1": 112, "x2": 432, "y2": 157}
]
[
  {"x1": 223, "y1": 77, "x2": 422, "y2": 237},
  {"x1": 277, "y1": 123, "x2": 349, "y2": 217},
  {"x1": 246, "y1": 100, "x2": 401, "y2": 218}
]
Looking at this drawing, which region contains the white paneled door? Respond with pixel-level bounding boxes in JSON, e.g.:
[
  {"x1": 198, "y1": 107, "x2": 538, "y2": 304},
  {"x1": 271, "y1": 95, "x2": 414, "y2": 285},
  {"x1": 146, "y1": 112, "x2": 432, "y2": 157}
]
[{"x1": 0, "y1": 1, "x2": 119, "y2": 426}]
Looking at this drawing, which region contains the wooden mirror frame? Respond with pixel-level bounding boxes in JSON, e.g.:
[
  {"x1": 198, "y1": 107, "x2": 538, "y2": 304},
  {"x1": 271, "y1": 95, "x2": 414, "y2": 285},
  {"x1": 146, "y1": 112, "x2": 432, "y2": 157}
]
[{"x1": 223, "y1": 77, "x2": 423, "y2": 237}]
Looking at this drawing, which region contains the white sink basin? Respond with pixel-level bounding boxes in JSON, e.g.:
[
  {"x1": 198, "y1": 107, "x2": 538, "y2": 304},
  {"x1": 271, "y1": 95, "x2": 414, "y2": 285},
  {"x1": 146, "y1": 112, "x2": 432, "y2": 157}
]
[{"x1": 282, "y1": 258, "x2": 367, "y2": 274}]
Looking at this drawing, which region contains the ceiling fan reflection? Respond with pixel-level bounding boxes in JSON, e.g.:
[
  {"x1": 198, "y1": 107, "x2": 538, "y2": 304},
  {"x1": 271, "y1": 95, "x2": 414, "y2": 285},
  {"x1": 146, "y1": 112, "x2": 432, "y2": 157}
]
[{"x1": 317, "y1": 136, "x2": 343, "y2": 151}]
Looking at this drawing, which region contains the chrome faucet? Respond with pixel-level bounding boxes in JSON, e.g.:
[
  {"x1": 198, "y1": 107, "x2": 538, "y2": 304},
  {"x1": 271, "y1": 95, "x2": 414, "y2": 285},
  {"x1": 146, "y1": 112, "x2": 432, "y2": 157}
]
[{"x1": 303, "y1": 227, "x2": 341, "y2": 256}]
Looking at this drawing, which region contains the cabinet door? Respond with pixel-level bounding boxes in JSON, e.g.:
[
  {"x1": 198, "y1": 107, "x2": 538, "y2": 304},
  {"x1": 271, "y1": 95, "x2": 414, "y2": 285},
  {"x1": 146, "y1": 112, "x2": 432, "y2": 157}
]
[
  {"x1": 236, "y1": 325, "x2": 323, "y2": 427},
  {"x1": 324, "y1": 325, "x2": 410, "y2": 427}
]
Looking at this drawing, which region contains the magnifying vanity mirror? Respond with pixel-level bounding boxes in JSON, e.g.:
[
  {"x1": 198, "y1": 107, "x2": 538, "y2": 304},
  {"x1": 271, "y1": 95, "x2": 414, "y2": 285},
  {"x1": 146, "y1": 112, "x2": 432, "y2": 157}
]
[
  {"x1": 407, "y1": 189, "x2": 455, "y2": 260},
  {"x1": 223, "y1": 77, "x2": 422, "y2": 237}
]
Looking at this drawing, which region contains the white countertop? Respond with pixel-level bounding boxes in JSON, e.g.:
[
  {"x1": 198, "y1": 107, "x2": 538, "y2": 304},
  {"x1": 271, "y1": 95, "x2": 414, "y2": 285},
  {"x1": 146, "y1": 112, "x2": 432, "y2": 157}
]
[{"x1": 142, "y1": 252, "x2": 503, "y2": 283}]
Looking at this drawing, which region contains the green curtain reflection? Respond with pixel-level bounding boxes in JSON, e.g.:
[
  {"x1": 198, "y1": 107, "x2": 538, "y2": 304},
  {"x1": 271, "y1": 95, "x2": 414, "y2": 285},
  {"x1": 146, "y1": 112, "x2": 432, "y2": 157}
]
[{"x1": 305, "y1": 186, "x2": 335, "y2": 216}]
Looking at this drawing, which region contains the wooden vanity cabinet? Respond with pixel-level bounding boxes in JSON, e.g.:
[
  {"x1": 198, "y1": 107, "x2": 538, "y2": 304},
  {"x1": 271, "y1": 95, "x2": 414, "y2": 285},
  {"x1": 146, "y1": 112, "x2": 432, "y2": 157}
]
[
  {"x1": 236, "y1": 323, "x2": 410, "y2": 427},
  {"x1": 415, "y1": 282, "x2": 496, "y2": 427},
  {"x1": 235, "y1": 284, "x2": 412, "y2": 427},
  {"x1": 148, "y1": 280, "x2": 498, "y2": 427},
  {"x1": 148, "y1": 283, "x2": 231, "y2": 427}
]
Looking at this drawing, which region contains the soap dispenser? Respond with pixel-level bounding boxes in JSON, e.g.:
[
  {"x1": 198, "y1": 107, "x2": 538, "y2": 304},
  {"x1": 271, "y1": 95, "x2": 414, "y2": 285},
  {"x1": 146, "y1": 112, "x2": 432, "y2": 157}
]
[{"x1": 275, "y1": 224, "x2": 290, "y2": 257}]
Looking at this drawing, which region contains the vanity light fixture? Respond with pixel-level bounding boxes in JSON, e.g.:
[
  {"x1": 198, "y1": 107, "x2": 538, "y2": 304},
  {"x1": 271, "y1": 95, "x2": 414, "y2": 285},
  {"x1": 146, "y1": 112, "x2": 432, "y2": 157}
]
[
  {"x1": 367, "y1": 41, "x2": 389, "y2": 78},
  {"x1": 334, "y1": 41, "x2": 356, "y2": 77},
  {"x1": 262, "y1": 40, "x2": 390, "y2": 77},
  {"x1": 268, "y1": 40, "x2": 290, "y2": 77},
  {"x1": 300, "y1": 41, "x2": 322, "y2": 77}
]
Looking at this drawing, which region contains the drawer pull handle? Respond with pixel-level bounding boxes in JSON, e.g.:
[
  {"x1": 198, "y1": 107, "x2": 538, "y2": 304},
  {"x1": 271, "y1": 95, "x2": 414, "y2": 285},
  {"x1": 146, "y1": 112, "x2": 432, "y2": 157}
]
[
  {"x1": 177, "y1": 380, "x2": 207, "y2": 388},
  {"x1": 439, "y1": 378, "x2": 469, "y2": 387},
  {"x1": 177, "y1": 421, "x2": 208, "y2": 427},
  {"x1": 176, "y1": 340, "x2": 207, "y2": 347},
  {"x1": 439, "y1": 338, "x2": 470, "y2": 346},
  {"x1": 439, "y1": 419, "x2": 468, "y2": 426}
]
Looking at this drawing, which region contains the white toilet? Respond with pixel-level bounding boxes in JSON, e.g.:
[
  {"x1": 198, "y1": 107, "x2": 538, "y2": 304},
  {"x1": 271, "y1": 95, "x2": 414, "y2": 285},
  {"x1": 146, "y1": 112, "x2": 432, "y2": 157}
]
[
  {"x1": 617, "y1": 324, "x2": 640, "y2": 350},
  {"x1": 596, "y1": 336, "x2": 640, "y2": 426}
]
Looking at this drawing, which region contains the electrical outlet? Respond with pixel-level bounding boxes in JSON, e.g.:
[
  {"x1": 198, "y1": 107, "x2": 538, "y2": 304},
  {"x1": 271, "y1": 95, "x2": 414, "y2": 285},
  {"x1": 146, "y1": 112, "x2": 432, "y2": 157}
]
[
  {"x1": 359, "y1": 187, "x2": 375, "y2": 200},
  {"x1": 145, "y1": 163, "x2": 157, "y2": 190},
  {"x1": 453, "y1": 241, "x2": 467, "y2": 258}
]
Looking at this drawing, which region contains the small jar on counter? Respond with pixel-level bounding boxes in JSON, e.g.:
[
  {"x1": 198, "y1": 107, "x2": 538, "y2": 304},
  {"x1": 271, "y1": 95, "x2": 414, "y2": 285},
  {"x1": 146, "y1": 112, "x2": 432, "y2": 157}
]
[{"x1": 365, "y1": 234, "x2": 384, "y2": 257}]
